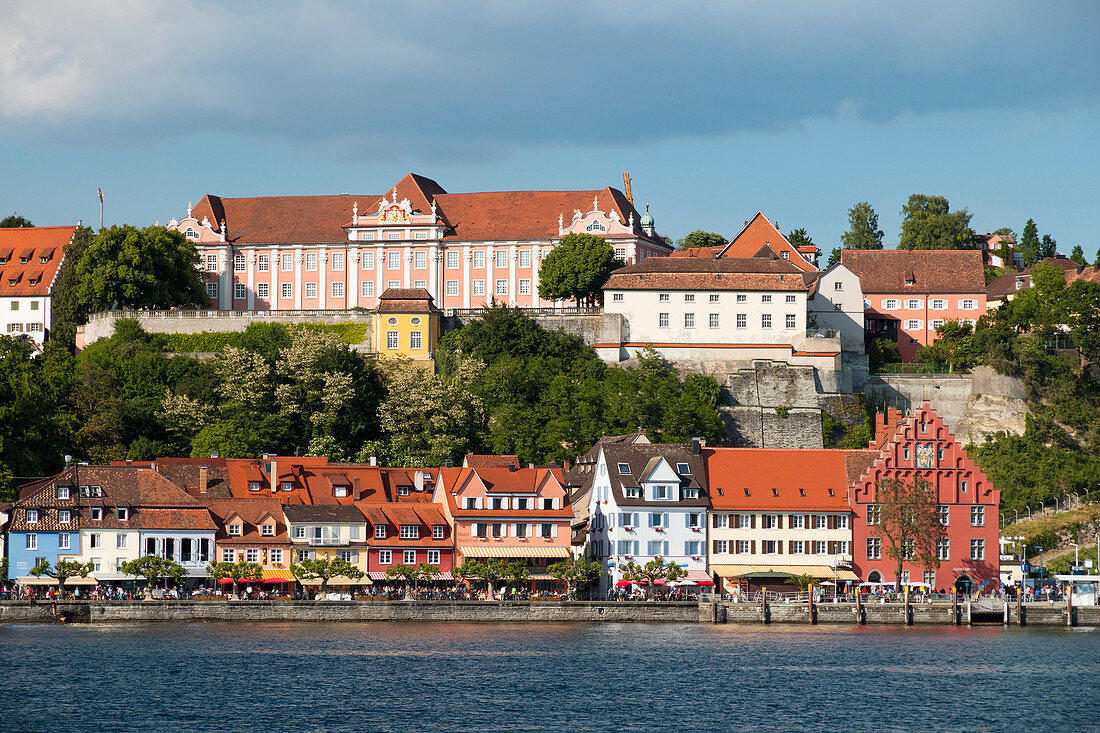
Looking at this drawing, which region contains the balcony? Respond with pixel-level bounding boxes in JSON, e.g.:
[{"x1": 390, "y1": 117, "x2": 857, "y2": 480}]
[{"x1": 308, "y1": 537, "x2": 349, "y2": 547}]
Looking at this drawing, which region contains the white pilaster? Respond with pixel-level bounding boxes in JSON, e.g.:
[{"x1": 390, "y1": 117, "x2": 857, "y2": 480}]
[
  {"x1": 319, "y1": 246, "x2": 328, "y2": 309},
  {"x1": 486, "y1": 245, "x2": 495, "y2": 306},
  {"x1": 509, "y1": 243, "x2": 517, "y2": 307},
  {"x1": 246, "y1": 250, "x2": 255, "y2": 310},
  {"x1": 463, "y1": 246, "x2": 471, "y2": 309},
  {"x1": 349, "y1": 247, "x2": 359, "y2": 308},
  {"x1": 295, "y1": 247, "x2": 303, "y2": 310},
  {"x1": 220, "y1": 249, "x2": 230, "y2": 310}
]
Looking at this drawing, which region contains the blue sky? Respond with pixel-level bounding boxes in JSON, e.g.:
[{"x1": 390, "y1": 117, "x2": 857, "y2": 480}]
[{"x1": 1, "y1": 1, "x2": 1097, "y2": 256}]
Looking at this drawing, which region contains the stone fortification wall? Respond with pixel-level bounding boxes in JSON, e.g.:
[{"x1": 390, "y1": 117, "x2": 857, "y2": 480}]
[
  {"x1": 77, "y1": 311, "x2": 373, "y2": 349},
  {"x1": 866, "y1": 366, "x2": 1027, "y2": 444},
  {"x1": 720, "y1": 361, "x2": 826, "y2": 448}
]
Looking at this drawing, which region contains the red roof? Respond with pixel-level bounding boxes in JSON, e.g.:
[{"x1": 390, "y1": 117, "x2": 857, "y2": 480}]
[
  {"x1": 717, "y1": 213, "x2": 816, "y2": 272},
  {"x1": 189, "y1": 174, "x2": 665, "y2": 246},
  {"x1": 463, "y1": 454, "x2": 520, "y2": 470},
  {"x1": 0, "y1": 226, "x2": 76, "y2": 296},
  {"x1": 840, "y1": 249, "x2": 986, "y2": 294},
  {"x1": 704, "y1": 448, "x2": 854, "y2": 511}
]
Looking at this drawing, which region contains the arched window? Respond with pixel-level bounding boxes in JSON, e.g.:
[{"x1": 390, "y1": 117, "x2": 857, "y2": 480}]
[
  {"x1": 867, "y1": 570, "x2": 882, "y2": 583},
  {"x1": 585, "y1": 221, "x2": 606, "y2": 233}
]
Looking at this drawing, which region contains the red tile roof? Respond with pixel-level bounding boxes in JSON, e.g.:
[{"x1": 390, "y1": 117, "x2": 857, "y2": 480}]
[
  {"x1": 0, "y1": 226, "x2": 76, "y2": 296},
  {"x1": 373, "y1": 287, "x2": 442, "y2": 314},
  {"x1": 189, "y1": 175, "x2": 666, "y2": 247},
  {"x1": 705, "y1": 448, "x2": 855, "y2": 511},
  {"x1": 136, "y1": 507, "x2": 218, "y2": 531},
  {"x1": 463, "y1": 454, "x2": 520, "y2": 470},
  {"x1": 840, "y1": 249, "x2": 985, "y2": 294},
  {"x1": 605, "y1": 255, "x2": 814, "y2": 292},
  {"x1": 717, "y1": 213, "x2": 817, "y2": 272}
]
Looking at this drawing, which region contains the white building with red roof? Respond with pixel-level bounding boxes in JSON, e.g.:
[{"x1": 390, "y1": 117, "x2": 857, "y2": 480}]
[
  {"x1": 168, "y1": 173, "x2": 671, "y2": 313},
  {"x1": 0, "y1": 225, "x2": 78, "y2": 345}
]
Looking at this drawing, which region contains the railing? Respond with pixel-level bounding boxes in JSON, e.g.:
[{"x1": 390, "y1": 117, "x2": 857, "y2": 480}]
[
  {"x1": 874, "y1": 362, "x2": 968, "y2": 375},
  {"x1": 448, "y1": 306, "x2": 602, "y2": 317},
  {"x1": 308, "y1": 537, "x2": 350, "y2": 546},
  {"x1": 87, "y1": 308, "x2": 372, "y2": 322}
]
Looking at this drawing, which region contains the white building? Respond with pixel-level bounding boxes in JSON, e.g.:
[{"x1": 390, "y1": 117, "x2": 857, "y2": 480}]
[
  {"x1": 583, "y1": 437, "x2": 712, "y2": 595},
  {"x1": 0, "y1": 225, "x2": 77, "y2": 345},
  {"x1": 807, "y1": 262, "x2": 865, "y2": 354}
]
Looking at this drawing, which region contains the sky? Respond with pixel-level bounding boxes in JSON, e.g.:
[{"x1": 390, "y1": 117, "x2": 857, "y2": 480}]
[{"x1": 1, "y1": 1, "x2": 1098, "y2": 256}]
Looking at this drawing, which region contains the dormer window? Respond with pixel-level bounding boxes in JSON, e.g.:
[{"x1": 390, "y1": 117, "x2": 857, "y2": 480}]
[
  {"x1": 676, "y1": 463, "x2": 690, "y2": 474},
  {"x1": 771, "y1": 489, "x2": 779, "y2": 497},
  {"x1": 743, "y1": 488, "x2": 750, "y2": 497},
  {"x1": 617, "y1": 463, "x2": 630, "y2": 474},
  {"x1": 26, "y1": 509, "x2": 38, "y2": 524},
  {"x1": 683, "y1": 488, "x2": 699, "y2": 499},
  {"x1": 465, "y1": 498, "x2": 477, "y2": 509},
  {"x1": 398, "y1": 486, "x2": 410, "y2": 496},
  {"x1": 184, "y1": 227, "x2": 199, "y2": 239},
  {"x1": 400, "y1": 525, "x2": 419, "y2": 539},
  {"x1": 375, "y1": 525, "x2": 386, "y2": 539},
  {"x1": 653, "y1": 485, "x2": 668, "y2": 500},
  {"x1": 585, "y1": 221, "x2": 606, "y2": 233},
  {"x1": 261, "y1": 524, "x2": 275, "y2": 537},
  {"x1": 117, "y1": 508, "x2": 128, "y2": 521},
  {"x1": 433, "y1": 525, "x2": 445, "y2": 539},
  {"x1": 90, "y1": 508, "x2": 102, "y2": 521},
  {"x1": 624, "y1": 487, "x2": 640, "y2": 498},
  {"x1": 334, "y1": 486, "x2": 349, "y2": 498},
  {"x1": 799, "y1": 488, "x2": 806, "y2": 497},
  {"x1": 249, "y1": 481, "x2": 260, "y2": 491},
  {"x1": 39, "y1": 256, "x2": 49, "y2": 264},
  {"x1": 281, "y1": 482, "x2": 292, "y2": 491},
  {"x1": 57, "y1": 486, "x2": 70, "y2": 500},
  {"x1": 781, "y1": 251, "x2": 789, "y2": 260},
  {"x1": 58, "y1": 510, "x2": 70, "y2": 524},
  {"x1": 228, "y1": 524, "x2": 242, "y2": 536},
  {"x1": 828, "y1": 489, "x2": 835, "y2": 497}
]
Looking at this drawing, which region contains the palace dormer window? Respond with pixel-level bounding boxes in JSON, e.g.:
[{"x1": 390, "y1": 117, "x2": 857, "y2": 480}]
[
  {"x1": 184, "y1": 228, "x2": 199, "y2": 239},
  {"x1": 585, "y1": 221, "x2": 606, "y2": 233}
]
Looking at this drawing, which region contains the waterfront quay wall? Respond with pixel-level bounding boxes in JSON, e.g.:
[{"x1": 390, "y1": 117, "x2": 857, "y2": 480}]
[
  {"x1": 701, "y1": 601, "x2": 1100, "y2": 627},
  {"x1": 0, "y1": 599, "x2": 697, "y2": 624}
]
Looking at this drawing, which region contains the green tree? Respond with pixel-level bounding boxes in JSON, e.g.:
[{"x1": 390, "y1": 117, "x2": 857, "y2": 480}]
[
  {"x1": 898, "y1": 194, "x2": 974, "y2": 250},
  {"x1": 384, "y1": 563, "x2": 425, "y2": 600},
  {"x1": 48, "y1": 226, "x2": 96, "y2": 350},
  {"x1": 502, "y1": 561, "x2": 529, "y2": 597},
  {"x1": 1069, "y1": 245, "x2": 1087, "y2": 267},
  {"x1": 30, "y1": 559, "x2": 93, "y2": 596},
  {"x1": 290, "y1": 557, "x2": 364, "y2": 599},
  {"x1": 871, "y1": 476, "x2": 946, "y2": 592},
  {"x1": 206, "y1": 559, "x2": 263, "y2": 598},
  {"x1": 677, "y1": 230, "x2": 726, "y2": 250},
  {"x1": 1038, "y1": 234, "x2": 1057, "y2": 261},
  {"x1": 190, "y1": 420, "x2": 264, "y2": 459},
  {"x1": 121, "y1": 555, "x2": 186, "y2": 598},
  {"x1": 787, "y1": 228, "x2": 819, "y2": 263},
  {"x1": 0, "y1": 214, "x2": 32, "y2": 228},
  {"x1": 76, "y1": 224, "x2": 209, "y2": 311},
  {"x1": 548, "y1": 558, "x2": 603, "y2": 598},
  {"x1": 537, "y1": 232, "x2": 622, "y2": 306},
  {"x1": 620, "y1": 558, "x2": 687, "y2": 600},
  {"x1": 867, "y1": 335, "x2": 901, "y2": 372},
  {"x1": 455, "y1": 558, "x2": 514, "y2": 601},
  {"x1": 914, "y1": 320, "x2": 975, "y2": 372},
  {"x1": 0, "y1": 338, "x2": 75, "y2": 484},
  {"x1": 1018, "y1": 219, "x2": 1041, "y2": 267},
  {"x1": 840, "y1": 202, "x2": 884, "y2": 252}
]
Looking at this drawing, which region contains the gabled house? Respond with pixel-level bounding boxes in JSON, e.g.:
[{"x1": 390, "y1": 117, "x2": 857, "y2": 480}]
[
  {"x1": 0, "y1": 225, "x2": 78, "y2": 344},
  {"x1": 669, "y1": 212, "x2": 818, "y2": 271},
  {"x1": 434, "y1": 465, "x2": 572, "y2": 592},
  {"x1": 205, "y1": 498, "x2": 294, "y2": 584},
  {"x1": 358, "y1": 503, "x2": 453, "y2": 582},
  {"x1": 583, "y1": 438, "x2": 711, "y2": 595}
]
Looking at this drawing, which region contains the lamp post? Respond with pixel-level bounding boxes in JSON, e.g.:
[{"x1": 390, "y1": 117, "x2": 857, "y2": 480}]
[{"x1": 1071, "y1": 543, "x2": 1079, "y2": 568}]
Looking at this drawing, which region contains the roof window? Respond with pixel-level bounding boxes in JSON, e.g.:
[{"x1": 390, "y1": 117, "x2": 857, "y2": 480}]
[
  {"x1": 617, "y1": 463, "x2": 630, "y2": 474},
  {"x1": 827, "y1": 489, "x2": 835, "y2": 497},
  {"x1": 676, "y1": 463, "x2": 690, "y2": 474},
  {"x1": 772, "y1": 488, "x2": 779, "y2": 497},
  {"x1": 743, "y1": 488, "x2": 750, "y2": 497},
  {"x1": 799, "y1": 488, "x2": 806, "y2": 497}
]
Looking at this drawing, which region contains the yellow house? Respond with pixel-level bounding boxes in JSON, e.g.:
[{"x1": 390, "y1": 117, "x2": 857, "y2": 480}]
[{"x1": 372, "y1": 288, "x2": 441, "y2": 361}]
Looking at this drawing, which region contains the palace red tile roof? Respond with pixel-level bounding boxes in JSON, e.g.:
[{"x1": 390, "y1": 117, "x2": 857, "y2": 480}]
[
  {"x1": 0, "y1": 226, "x2": 76, "y2": 296},
  {"x1": 705, "y1": 449, "x2": 853, "y2": 511},
  {"x1": 189, "y1": 174, "x2": 666, "y2": 247},
  {"x1": 374, "y1": 288, "x2": 442, "y2": 314},
  {"x1": 840, "y1": 249, "x2": 986, "y2": 293}
]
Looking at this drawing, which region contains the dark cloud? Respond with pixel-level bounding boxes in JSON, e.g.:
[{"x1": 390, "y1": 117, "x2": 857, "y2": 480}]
[{"x1": 1, "y1": 1, "x2": 1097, "y2": 161}]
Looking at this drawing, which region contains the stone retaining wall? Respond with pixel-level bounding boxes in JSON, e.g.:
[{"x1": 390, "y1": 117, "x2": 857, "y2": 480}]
[{"x1": 705, "y1": 601, "x2": 1100, "y2": 627}]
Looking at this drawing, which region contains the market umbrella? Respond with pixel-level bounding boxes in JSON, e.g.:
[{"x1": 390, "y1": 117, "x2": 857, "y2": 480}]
[{"x1": 615, "y1": 580, "x2": 634, "y2": 588}]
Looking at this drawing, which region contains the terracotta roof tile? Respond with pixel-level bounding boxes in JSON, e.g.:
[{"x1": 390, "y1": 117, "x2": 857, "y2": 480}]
[
  {"x1": 463, "y1": 454, "x2": 520, "y2": 470},
  {"x1": 0, "y1": 225, "x2": 76, "y2": 296},
  {"x1": 840, "y1": 250, "x2": 985, "y2": 294},
  {"x1": 605, "y1": 255, "x2": 813, "y2": 292},
  {"x1": 716, "y1": 212, "x2": 817, "y2": 272},
  {"x1": 705, "y1": 448, "x2": 855, "y2": 511},
  {"x1": 373, "y1": 287, "x2": 442, "y2": 314}
]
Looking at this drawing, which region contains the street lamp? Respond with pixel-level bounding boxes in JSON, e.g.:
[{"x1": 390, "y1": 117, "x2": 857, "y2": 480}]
[{"x1": 1071, "y1": 543, "x2": 1080, "y2": 568}]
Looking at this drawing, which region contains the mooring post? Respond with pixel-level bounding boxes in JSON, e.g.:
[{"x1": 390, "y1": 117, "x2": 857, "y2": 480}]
[
  {"x1": 966, "y1": 599, "x2": 972, "y2": 625},
  {"x1": 808, "y1": 584, "x2": 815, "y2": 625},
  {"x1": 904, "y1": 585, "x2": 912, "y2": 626},
  {"x1": 856, "y1": 588, "x2": 864, "y2": 625},
  {"x1": 952, "y1": 589, "x2": 959, "y2": 625},
  {"x1": 1003, "y1": 599, "x2": 1009, "y2": 625},
  {"x1": 761, "y1": 586, "x2": 768, "y2": 624},
  {"x1": 1067, "y1": 584, "x2": 1074, "y2": 627},
  {"x1": 1017, "y1": 590, "x2": 1026, "y2": 627}
]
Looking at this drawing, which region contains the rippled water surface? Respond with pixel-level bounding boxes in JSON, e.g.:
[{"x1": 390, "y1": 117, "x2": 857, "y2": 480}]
[{"x1": 2, "y1": 621, "x2": 1098, "y2": 732}]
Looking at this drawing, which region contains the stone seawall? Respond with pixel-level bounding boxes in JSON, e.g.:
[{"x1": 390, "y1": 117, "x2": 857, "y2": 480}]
[
  {"x1": 0, "y1": 600, "x2": 697, "y2": 624},
  {"x1": 704, "y1": 601, "x2": 1100, "y2": 627}
]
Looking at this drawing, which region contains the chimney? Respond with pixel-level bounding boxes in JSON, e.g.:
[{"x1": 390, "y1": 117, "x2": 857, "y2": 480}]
[
  {"x1": 691, "y1": 437, "x2": 703, "y2": 455},
  {"x1": 369, "y1": 455, "x2": 377, "y2": 467},
  {"x1": 528, "y1": 463, "x2": 534, "y2": 469},
  {"x1": 444, "y1": 459, "x2": 453, "y2": 468},
  {"x1": 210, "y1": 450, "x2": 219, "y2": 459},
  {"x1": 270, "y1": 457, "x2": 278, "y2": 493},
  {"x1": 414, "y1": 471, "x2": 424, "y2": 492},
  {"x1": 198, "y1": 465, "x2": 208, "y2": 495},
  {"x1": 64, "y1": 454, "x2": 72, "y2": 469}
]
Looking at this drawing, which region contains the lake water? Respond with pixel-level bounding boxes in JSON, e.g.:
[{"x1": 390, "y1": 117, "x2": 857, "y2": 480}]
[{"x1": 1, "y1": 622, "x2": 1098, "y2": 732}]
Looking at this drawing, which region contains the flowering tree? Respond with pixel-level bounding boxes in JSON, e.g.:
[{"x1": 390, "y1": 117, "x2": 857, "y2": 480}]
[
  {"x1": 621, "y1": 558, "x2": 686, "y2": 600},
  {"x1": 206, "y1": 559, "x2": 263, "y2": 598},
  {"x1": 872, "y1": 476, "x2": 946, "y2": 591}
]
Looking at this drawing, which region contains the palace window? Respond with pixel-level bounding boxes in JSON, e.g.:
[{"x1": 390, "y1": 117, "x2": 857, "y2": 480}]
[
  {"x1": 281, "y1": 283, "x2": 293, "y2": 299},
  {"x1": 281, "y1": 254, "x2": 293, "y2": 272},
  {"x1": 388, "y1": 252, "x2": 401, "y2": 270},
  {"x1": 519, "y1": 250, "x2": 531, "y2": 268},
  {"x1": 257, "y1": 283, "x2": 269, "y2": 299},
  {"x1": 519, "y1": 279, "x2": 531, "y2": 295},
  {"x1": 473, "y1": 280, "x2": 485, "y2": 296},
  {"x1": 495, "y1": 251, "x2": 508, "y2": 268},
  {"x1": 234, "y1": 283, "x2": 246, "y2": 300},
  {"x1": 206, "y1": 254, "x2": 218, "y2": 272},
  {"x1": 305, "y1": 253, "x2": 317, "y2": 272},
  {"x1": 496, "y1": 279, "x2": 508, "y2": 295},
  {"x1": 206, "y1": 282, "x2": 218, "y2": 299},
  {"x1": 332, "y1": 252, "x2": 344, "y2": 271},
  {"x1": 473, "y1": 251, "x2": 485, "y2": 269},
  {"x1": 233, "y1": 253, "x2": 246, "y2": 272},
  {"x1": 362, "y1": 252, "x2": 375, "y2": 270},
  {"x1": 446, "y1": 280, "x2": 459, "y2": 296},
  {"x1": 446, "y1": 251, "x2": 459, "y2": 269},
  {"x1": 414, "y1": 252, "x2": 427, "y2": 269},
  {"x1": 361, "y1": 281, "x2": 374, "y2": 297},
  {"x1": 387, "y1": 331, "x2": 398, "y2": 350},
  {"x1": 305, "y1": 283, "x2": 317, "y2": 299},
  {"x1": 409, "y1": 331, "x2": 422, "y2": 350},
  {"x1": 332, "y1": 282, "x2": 344, "y2": 298}
]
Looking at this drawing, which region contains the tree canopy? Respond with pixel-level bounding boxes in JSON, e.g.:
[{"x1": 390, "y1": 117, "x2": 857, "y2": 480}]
[
  {"x1": 1069, "y1": 244, "x2": 1087, "y2": 266},
  {"x1": 76, "y1": 224, "x2": 209, "y2": 311},
  {"x1": 871, "y1": 476, "x2": 946, "y2": 591},
  {"x1": 678, "y1": 230, "x2": 726, "y2": 250},
  {"x1": 1018, "y1": 219, "x2": 1040, "y2": 267},
  {"x1": 537, "y1": 233, "x2": 622, "y2": 306},
  {"x1": 830, "y1": 202, "x2": 884, "y2": 266},
  {"x1": 0, "y1": 214, "x2": 33, "y2": 228},
  {"x1": 897, "y1": 195, "x2": 974, "y2": 250}
]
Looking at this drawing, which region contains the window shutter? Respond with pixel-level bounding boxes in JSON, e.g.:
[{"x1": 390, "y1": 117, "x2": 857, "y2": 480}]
[
  {"x1": 788, "y1": 540, "x2": 794, "y2": 554},
  {"x1": 751, "y1": 540, "x2": 756, "y2": 553},
  {"x1": 777, "y1": 515, "x2": 783, "y2": 530},
  {"x1": 730, "y1": 513, "x2": 738, "y2": 528},
  {"x1": 804, "y1": 514, "x2": 811, "y2": 528},
  {"x1": 750, "y1": 515, "x2": 756, "y2": 529},
  {"x1": 551, "y1": 524, "x2": 558, "y2": 538},
  {"x1": 663, "y1": 513, "x2": 670, "y2": 528},
  {"x1": 663, "y1": 541, "x2": 669, "y2": 556},
  {"x1": 828, "y1": 515, "x2": 836, "y2": 530},
  {"x1": 777, "y1": 541, "x2": 783, "y2": 554},
  {"x1": 712, "y1": 539, "x2": 719, "y2": 555},
  {"x1": 828, "y1": 541, "x2": 836, "y2": 554}
]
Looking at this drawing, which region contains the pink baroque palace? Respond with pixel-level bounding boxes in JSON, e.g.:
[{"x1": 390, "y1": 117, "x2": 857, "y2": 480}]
[{"x1": 168, "y1": 173, "x2": 671, "y2": 313}]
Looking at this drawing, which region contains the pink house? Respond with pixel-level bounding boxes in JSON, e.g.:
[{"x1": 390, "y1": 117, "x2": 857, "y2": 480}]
[
  {"x1": 169, "y1": 173, "x2": 671, "y2": 313},
  {"x1": 840, "y1": 250, "x2": 987, "y2": 362}
]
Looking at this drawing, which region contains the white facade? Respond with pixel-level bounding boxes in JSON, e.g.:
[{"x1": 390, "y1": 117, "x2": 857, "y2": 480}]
[
  {"x1": 586, "y1": 448, "x2": 708, "y2": 595},
  {"x1": 60, "y1": 526, "x2": 141, "y2": 577},
  {"x1": 807, "y1": 263, "x2": 865, "y2": 353},
  {"x1": 0, "y1": 295, "x2": 51, "y2": 345},
  {"x1": 139, "y1": 531, "x2": 216, "y2": 578}
]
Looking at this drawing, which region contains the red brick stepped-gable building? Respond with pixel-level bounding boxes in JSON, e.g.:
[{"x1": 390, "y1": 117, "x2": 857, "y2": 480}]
[
  {"x1": 840, "y1": 249, "x2": 987, "y2": 362},
  {"x1": 849, "y1": 403, "x2": 999, "y2": 593},
  {"x1": 170, "y1": 172, "x2": 671, "y2": 313}
]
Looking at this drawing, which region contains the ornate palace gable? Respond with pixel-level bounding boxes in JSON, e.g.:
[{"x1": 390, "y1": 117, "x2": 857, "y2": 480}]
[
  {"x1": 559, "y1": 196, "x2": 636, "y2": 238},
  {"x1": 169, "y1": 202, "x2": 226, "y2": 244},
  {"x1": 850, "y1": 402, "x2": 994, "y2": 505}
]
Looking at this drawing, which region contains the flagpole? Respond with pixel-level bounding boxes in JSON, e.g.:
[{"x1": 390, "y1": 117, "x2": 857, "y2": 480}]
[{"x1": 97, "y1": 187, "x2": 104, "y2": 229}]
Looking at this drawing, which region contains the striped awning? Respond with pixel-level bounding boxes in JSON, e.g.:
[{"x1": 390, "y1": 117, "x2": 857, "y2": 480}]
[
  {"x1": 458, "y1": 545, "x2": 570, "y2": 559},
  {"x1": 16, "y1": 576, "x2": 97, "y2": 586},
  {"x1": 261, "y1": 568, "x2": 292, "y2": 581},
  {"x1": 297, "y1": 575, "x2": 372, "y2": 586},
  {"x1": 368, "y1": 572, "x2": 388, "y2": 580},
  {"x1": 711, "y1": 564, "x2": 859, "y2": 581}
]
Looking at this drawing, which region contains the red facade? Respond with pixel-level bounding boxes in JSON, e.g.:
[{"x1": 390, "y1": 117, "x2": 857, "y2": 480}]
[{"x1": 850, "y1": 403, "x2": 1000, "y2": 592}]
